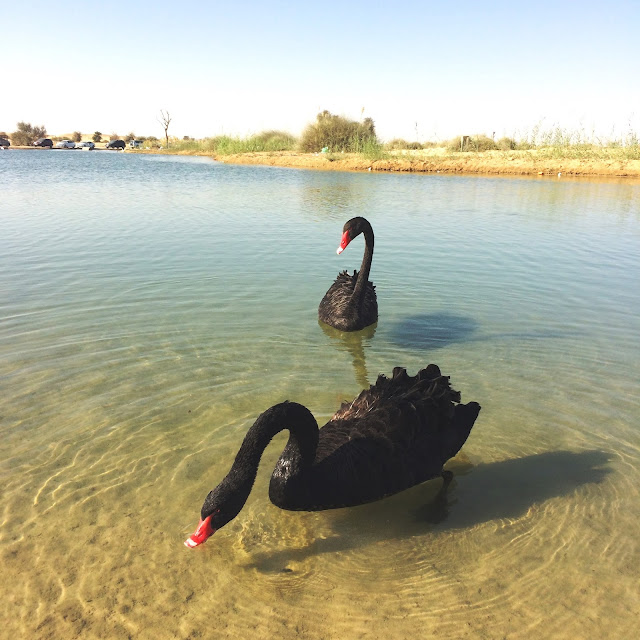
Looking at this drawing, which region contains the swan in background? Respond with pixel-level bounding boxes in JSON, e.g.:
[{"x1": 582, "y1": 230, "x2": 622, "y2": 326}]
[{"x1": 319, "y1": 217, "x2": 378, "y2": 331}]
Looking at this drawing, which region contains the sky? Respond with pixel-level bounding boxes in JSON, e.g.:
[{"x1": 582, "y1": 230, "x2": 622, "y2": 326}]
[{"x1": 2, "y1": 0, "x2": 639, "y2": 143}]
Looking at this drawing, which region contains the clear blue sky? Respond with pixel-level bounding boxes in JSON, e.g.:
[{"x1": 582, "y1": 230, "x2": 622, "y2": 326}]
[{"x1": 3, "y1": 0, "x2": 639, "y2": 142}]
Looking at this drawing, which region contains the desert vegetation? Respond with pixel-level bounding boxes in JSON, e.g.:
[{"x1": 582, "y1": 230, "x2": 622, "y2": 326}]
[
  {"x1": 3, "y1": 113, "x2": 639, "y2": 175},
  {"x1": 10, "y1": 122, "x2": 48, "y2": 146}
]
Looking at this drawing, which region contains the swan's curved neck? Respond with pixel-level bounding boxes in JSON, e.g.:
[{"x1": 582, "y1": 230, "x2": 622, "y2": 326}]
[
  {"x1": 223, "y1": 402, "x2": 319, "y2": 509},
  {"x1": 353, "y1": 224, "x2": 374, "y2": 303}
]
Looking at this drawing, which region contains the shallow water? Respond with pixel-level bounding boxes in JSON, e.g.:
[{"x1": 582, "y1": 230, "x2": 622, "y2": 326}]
[{"x1": 1, "y1": 150, "x2": 639, "y2": 639}]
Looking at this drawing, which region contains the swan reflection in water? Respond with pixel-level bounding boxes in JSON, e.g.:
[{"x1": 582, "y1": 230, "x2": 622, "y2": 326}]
[{"x1": 319, "y1": 320, "x2": 377, "y2": 388}]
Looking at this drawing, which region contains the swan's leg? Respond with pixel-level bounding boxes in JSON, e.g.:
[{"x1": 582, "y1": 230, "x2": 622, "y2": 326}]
[{"x1": 441, "y1": 470, "x2": 453, "y2": 490}]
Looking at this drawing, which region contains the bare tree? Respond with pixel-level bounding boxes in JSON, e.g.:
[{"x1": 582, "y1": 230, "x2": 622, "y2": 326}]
[{"x1": 158, "y1": 109, "x2": 171, "y2": 148}]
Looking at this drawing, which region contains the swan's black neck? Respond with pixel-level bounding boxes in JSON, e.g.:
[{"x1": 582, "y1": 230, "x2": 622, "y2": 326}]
[
  {"x1": 352, "y1": 220, "x2": 374, "y2": 304},
  {"x1": 219, "y1": 402, "x2": 319, "y2": 513}
]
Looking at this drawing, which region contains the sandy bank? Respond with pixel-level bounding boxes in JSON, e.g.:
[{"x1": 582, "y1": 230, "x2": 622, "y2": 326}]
[{"x1": 214, "y1": 148, "x2": 640, "y2": 178}]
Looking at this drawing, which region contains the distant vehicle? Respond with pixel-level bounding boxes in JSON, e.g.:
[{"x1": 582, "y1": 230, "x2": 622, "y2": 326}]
[
  {"x1": 0, "y1": 137, "x2": 10, "y2": 148},
  {"x1": 56, "y1": 140, "x2": 76, "y2": 149},
  {"x1": 129, "y1": 139, "x2": 143, "y2": 148},
  {"x1": 76, "y1": 141, "x2": 95, "y2": 150},
  {"x1": 33, "y1": 138, "x2": 53, "y2": 148},
  {"x1": 106, "y1": 139, "x2": 126, "y2": 149}
]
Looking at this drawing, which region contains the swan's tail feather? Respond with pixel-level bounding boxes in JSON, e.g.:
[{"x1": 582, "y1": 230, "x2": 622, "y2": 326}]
[
  {"x1": 442, "y1": 402, "x2": 481, "y2": 460},
  {"x1": 392, "y1": 367, "x2": 409, "y2": 382},
  {"x1": 417, "y1": 364, "x2": 441, "y2": 380}
]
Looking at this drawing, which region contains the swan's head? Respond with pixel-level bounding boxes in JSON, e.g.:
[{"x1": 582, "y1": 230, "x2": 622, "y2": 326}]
[
  {"x1": 336, "y1": 217, "x2": 372, "y2": 255},
  {"x1": 184, "y1": 480, "x2": 247, "y2": 548}
]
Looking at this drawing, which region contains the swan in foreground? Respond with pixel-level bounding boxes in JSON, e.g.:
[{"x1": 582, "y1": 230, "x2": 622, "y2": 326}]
[
  {"x1": 318, "y1": 217, "x2": 378, "y2": 332},
  {"x1": 185, "y1": 364, "x2": 480, "y2": 547}
]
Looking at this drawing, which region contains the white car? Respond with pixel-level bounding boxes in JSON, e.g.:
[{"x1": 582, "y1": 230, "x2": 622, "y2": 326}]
[
  {"x1": 55, "y1": 140, "x2": 76, "y2": 149},
  {"x1": 76, "y1": 142, "x2": 95, "y2": 150}
]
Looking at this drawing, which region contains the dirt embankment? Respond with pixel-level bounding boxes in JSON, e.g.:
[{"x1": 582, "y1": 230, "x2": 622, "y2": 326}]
[{"x1": 215, "y1": 148, "x2": 640, "y2": 178}]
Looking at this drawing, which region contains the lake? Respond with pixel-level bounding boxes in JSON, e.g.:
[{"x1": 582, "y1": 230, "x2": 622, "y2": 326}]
[{"x1": 1, "y1": 149, "x2": 639, "y2": 639}]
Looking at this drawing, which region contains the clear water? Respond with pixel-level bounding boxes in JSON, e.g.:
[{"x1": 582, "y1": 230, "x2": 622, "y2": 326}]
[{"x1": 1, "y1": 150, "x2": 639, "y2": 639}]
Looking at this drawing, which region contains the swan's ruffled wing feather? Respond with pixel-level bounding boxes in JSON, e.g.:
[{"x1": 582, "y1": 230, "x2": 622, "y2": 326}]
[{"x1": 302, "y1": 366, "x2": 476, "y2": 509}]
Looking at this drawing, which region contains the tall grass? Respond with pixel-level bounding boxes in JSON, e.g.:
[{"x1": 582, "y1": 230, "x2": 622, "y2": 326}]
[
  {"x1": 168, "y1": 131, "x2": 297, "y2": 155},
  {"x1": 512, "y1": 123, "x2": 640, "y2": 159},
  {"x1": 440, "y1": 124, "x2": 640, "y2": 161}
]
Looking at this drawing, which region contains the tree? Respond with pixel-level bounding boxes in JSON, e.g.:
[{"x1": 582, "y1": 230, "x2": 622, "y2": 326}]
[
  {"x1": 158, "y1": 109, "x2": 171, "y2": 148},
  {"x1": 11, "y1": 121, "x2": 47, "y2": 146},
  {"x1": 72, "y1": 131, "x2": 82, "y2": 142},
  {"x1": 93, "y1": 131, "x2": 102, "y2": 142},
  {"x1": 125, "y1": 132, "x2": 136, "y2": 142}
]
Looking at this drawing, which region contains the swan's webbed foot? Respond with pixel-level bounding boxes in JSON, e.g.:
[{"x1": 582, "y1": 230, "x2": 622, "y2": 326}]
[{"x1": 441, "y1": 470, "x2": 454, "y2": 491}]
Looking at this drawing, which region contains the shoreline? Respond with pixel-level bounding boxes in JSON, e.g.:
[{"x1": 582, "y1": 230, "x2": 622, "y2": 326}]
[
  {"x1": 7, "y1": 145, "x2": 640, "y2": 178},
  {"x1": 212, "y1": 149, "x2": 640, "y2": 178}
]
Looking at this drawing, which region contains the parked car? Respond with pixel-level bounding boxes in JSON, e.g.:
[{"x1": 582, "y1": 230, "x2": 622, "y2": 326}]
[
  {"x1": 56, "y1": 140, "x2": 76, "y2": 149},
  {"x1": 76, "y1": 141, "x2": 95, "y2": 150},
  {"x1": 0, "y1": 137, "x2": 10, "y2": 147},
  {"x1": 33, "y1": 138, "x2": 53, "y2": 148},
  {"x1": 129, "y1": 139, "x2": 143, "y2": 148},
  {"x1": 106, "y1": 139, "x2": 126, "y2": 149}
]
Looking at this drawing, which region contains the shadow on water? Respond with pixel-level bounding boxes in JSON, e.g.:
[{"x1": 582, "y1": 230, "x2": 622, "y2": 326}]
[
  {"x1": 389, "y1": 313, "x2": 479, "y2": 350},
  {"x1": 319, "y1": 320, "x2": 377, "y2": 388},
  {"x1": 246, "y1": 449, "x2": 612, "y2": 572},
  {"x1": 389, "y1": 312, "x2": 580, "y2": 351}
]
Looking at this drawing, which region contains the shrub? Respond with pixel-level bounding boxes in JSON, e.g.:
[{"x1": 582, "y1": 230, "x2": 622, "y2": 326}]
[
  {"x1": 72, "y1": 131, "x2": 82, "y2": 142},
  {"x1": 497, "y1": 137, "x2": 516, "y2": 150},
  {"x1": 386, "y1": 139, "x2": 424, "y2": 150},
  {"x1": 448, "y1": 134, "x2": 498, "y2": 152},
  {"x1": 299, "y1": 111, "x2": 378, "y2": 153},
  {"x1": 93, "y1": 131, "x2": 102, "y2": 142},
  {"x1": 386, "y1": 138, "x2": 409, "y2": 150},
  {"x1": 11, "y1": 121, "x2": 47, "y2": 146},
  {"x1": 253, "y1": 130, "x2": 297, "y2": 150},
  {"x1": 144, "y1": 136, "x2": 161, "y2": 148}
]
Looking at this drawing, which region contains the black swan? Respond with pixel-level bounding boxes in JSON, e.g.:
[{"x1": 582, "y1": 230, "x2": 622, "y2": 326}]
[
  {"x1": 318, "y1": 217, "x2": 378, "y2": 332},
  {"x1": 185, "y1": 364, "x2": 481, "y2": 547}
]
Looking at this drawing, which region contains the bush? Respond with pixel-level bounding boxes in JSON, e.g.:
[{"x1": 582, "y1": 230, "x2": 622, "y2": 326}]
[
  {"x1": 92, "y1": 131, "x2": 102, "y2": 142},
  {"x1": 386, "y1": 138, "x2": 409, "y2": 150},
  {"x1": 299, "y1": 111, "x2": 378, "y2": 153},
  {"x1": 144, "y1": 136, "x2": 161, "y2": 148},
  {"x1": 448, "y1": 134, "x2": 498, "y2": 152},
  {"x1": 497, "y1": 137, "x2": 517, "y2": 150},
  {"x1": 72, "y1": 131, "x2": 82, "y2": 142},
  {"x1": 386, "y1": 139, "x2": 424, "y2": 150},
  {"x1": 253, "y1": 130, "x2": 297, "y2": 150},
  {"x1": 11, "y1": 121, "x2": 47, "y2": 146}
]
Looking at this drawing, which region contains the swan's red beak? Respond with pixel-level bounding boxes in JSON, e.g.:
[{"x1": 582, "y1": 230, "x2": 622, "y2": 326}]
[
  {"x1": 337, "y1": 230, "x2": 351, "y2": 255},
  {"x1": 184, "y1": 515, "x2": 215, "y2": 548}
]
